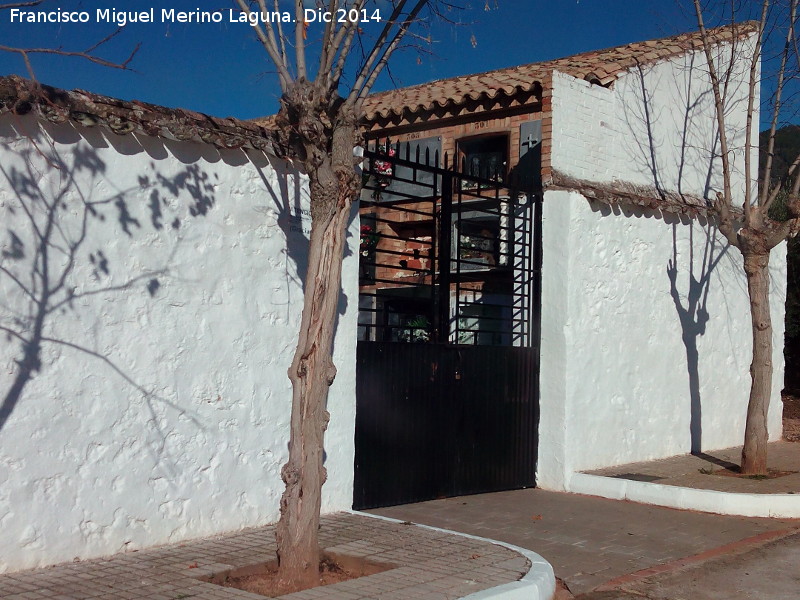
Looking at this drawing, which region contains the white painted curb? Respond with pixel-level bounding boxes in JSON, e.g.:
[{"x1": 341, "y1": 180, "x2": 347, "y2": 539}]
[
  {"x1": 568, "y1": 473, "x2": 800, "y2": 518},
  {"x1": 351, "y1": 510, "x2": 557, "y2": 600}
]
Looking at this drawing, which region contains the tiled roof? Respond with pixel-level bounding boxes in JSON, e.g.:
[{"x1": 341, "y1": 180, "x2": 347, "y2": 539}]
[
  {"x1": 362, "y1": 22, "x2": 757, "y2": 122},
  {"x1": 0, "y1": 75, "x2": 279, "y2": 153}
]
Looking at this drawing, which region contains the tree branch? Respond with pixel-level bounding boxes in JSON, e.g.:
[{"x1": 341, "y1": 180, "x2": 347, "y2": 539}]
[
  {"x1": 272, "y1": 0, "x2": 289, "y2": 74},
  {"x1": 317, "y1": 0, "x2": 339, "y2": 77},
  {"x1": 766, "y1": 216, "x2": 800, "y2": 248},
  {"x1": 355, "y1": 0, "x2": 429, "y2": 103},
  {"x1": 765, "y1": 143, "x2": 800, "y2": 209},
  {"x1": 0, "y1": 43, "x2": 140, "y2": 81},
  {"x1": 329, "y1": 1, "x2": 366, "y2": 89},
  {"x1": 347, "y1": 0, "x2": 410, "y2": 102},
  {"x1": 295, "y1": 0, "x2": 306, "y2": 80},
  {"x1": 743, "y1": 2, "x2": 768, "y2": 214},
  {"x1": 234, "y1": 0, "x2": 292, "y2": 91},
  {"x1": 0, "y1": 1, "x2": 42, "y2": 9},
  {"x1": 714, "y1": 191, "x2": 741, "y2": 247},
  {"x1": 694, "y1": 0, "x2": 737, "y2": 229},
  {"x1": 761, "y1": 0, "x2": 796, "y2": 209}
]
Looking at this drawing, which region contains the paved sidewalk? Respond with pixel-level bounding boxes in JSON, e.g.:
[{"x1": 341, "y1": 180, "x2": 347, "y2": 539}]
[
  {"x1": 0, "y1": 512, "x2": 530, "y2": 600},
  {"x1": 585, "y1": 441, "x2": 800, "y2": 494},
  {"x1": 578, "y1": 530, "x2": 800, "y2": 599},
  {"x1": 371, "y1": 488, "x2": 800, "y2": 595}
]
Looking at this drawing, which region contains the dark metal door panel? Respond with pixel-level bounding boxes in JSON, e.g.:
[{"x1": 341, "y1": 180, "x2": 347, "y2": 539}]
[
  {"x1": 353, "y1": 343, "x2": 537, "y2": 509},
  {"x1": 353, "y1": 342, "x2": 452, "y2": 509},
  {"x1": 449, "y1": 346, "x2": 538, "y2": 497}
]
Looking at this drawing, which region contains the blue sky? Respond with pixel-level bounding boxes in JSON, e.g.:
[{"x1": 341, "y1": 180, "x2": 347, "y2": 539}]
[{"x1": 0, "y1": 1, "x2": 732, "y2": 120}]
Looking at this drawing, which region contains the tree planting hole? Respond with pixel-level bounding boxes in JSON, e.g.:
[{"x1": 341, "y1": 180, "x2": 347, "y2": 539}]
[{"x1": 199, "y1": 552, "x2": 395, "y2": 597}]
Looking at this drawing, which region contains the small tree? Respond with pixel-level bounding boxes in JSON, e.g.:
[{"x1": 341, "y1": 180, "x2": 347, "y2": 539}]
[
  {"x1": 231, "y1": 0, "x2": 437, "y2": 587},
  {"x1": 693, "y1": 0, "x2": 800, "y2": 474}
]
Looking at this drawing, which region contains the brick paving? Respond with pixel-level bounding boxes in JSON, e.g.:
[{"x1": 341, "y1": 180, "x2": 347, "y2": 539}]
[
  {"x1": 0, "y1": 513, "x2": 529, "y2": 600},
  {"x1": 585, "y1": 440, "x2": 800, "y2": 493},
  {"x1": 371, "y1": 488, "x2": 799, "y2": 595}
]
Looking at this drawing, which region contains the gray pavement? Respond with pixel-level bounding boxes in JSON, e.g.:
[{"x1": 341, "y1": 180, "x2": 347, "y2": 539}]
[
  {"x1": 578, "y1": 531, "x2": 800, "y2": 599},
  {"x1": 370, "y1": 488, "x2": 800, "y2": 595}
]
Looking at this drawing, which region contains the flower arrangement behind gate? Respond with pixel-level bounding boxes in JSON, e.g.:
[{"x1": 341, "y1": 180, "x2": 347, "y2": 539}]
[
  {"x1": 372, "y1": 143, "x2": 396, "y2": 199},
  {"x1": 360, "y1": 224, "x2": 380, "y2": 256}
]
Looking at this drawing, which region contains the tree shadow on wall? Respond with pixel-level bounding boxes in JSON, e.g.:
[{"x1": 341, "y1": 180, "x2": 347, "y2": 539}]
[
  {"x1": 247, "y1": 148, "x2": 356, "y2": 473},
  {"x1": 250, "y1": 152, "x2": 354, "y2": 351},
  {"x1": 620, "y1": 56, "x2": 720, "y2": 202},
  {"x1": 666, "y1": 222, "x2": 729, "y2": 454},
  {"x1": 619, "y1": 55, "x2": 738, "y2": 454},
  {"x1": 0, "y1": 117, "x2": 218, "y2": 455}
]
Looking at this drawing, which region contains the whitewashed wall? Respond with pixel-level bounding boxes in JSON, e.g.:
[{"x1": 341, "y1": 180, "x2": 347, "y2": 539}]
[
  {"x1": 550, "y1": 37, "x2": 755, "y2": 199},
  {"x1": 539, "y1": 37, "x2": 786, "y2": 489},
  {"x1": 539, "y1": 193, "x2": 786, "y2": 489},
  {"x1": 0, "y1": 114, "x2": 359, "y2": 572}
]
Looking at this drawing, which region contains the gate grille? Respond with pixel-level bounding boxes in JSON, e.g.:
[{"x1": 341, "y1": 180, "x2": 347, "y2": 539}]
[
  {"x1": 357, "y1": 141, "x2": 539, "y2": 348},
  {"x1": 354, "y1": 140, "x2": 542, "y2": 509}
]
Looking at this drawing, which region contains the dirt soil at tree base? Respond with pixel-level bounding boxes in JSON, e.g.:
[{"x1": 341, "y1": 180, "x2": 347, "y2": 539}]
[{"x1": 204, "y1": 553, "x2": 391, "y2": 598}]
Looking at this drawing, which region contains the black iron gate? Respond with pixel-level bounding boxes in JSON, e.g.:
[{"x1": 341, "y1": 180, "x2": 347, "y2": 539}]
[{"x1": 353, "y1": 141, "x2": 541, "y2": 509}]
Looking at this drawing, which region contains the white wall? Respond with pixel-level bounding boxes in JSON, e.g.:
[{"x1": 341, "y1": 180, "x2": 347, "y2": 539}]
[
  {"x1": 539, "y1": 36, "x2": 786, "y2": 489},
  {"x1": 0, "y1": 115, "x2": 359, "y2": 572},
  {"x1": 539, "y1": 193, "x2": 785, "y2": 489},
  {"x1": 551, "y1": 37, "x2": 756, "y2": 200}
]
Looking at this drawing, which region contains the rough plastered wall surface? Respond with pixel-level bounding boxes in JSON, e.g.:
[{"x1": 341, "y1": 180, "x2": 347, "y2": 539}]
[
  {"x1": 0, "y1": 114, "x2": 359, "y2": 573},
  {"x1": 538, "y1": 36, "x2": 786, "y2": 488},
  {"x1": 539, "y1": 193, "x2": 785, "y2": 487}
]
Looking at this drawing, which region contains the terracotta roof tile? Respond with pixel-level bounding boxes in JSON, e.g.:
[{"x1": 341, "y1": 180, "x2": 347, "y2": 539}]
[
  {"x1": 361, "y1": 22, "x2": 756, "y2": 122},
  {"x1": 0, "y1": 75, "x2": 280, "y2": 153}
]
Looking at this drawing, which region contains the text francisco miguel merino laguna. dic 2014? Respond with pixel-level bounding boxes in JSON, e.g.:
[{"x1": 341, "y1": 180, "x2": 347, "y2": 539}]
[{"x1": 6, "y1": 7, "x2": 383, "y2": 26}]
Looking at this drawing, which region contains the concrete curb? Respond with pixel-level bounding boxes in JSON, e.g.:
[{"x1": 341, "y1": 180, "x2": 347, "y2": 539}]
[
  {"x1": 568, "y1": 472, "x2": 800, "y2": 518},
  {"x1": 352, "y1": 510, "x2": 557, "y2": 600}
]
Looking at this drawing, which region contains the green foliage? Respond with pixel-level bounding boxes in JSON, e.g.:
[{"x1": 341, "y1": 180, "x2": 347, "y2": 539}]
[
  {"x1": 760, "y1": 125, "x2": 800, "y2": 187},
  {"x1": 398, "y1": 315, "x2": 431, "y2": 343},
  {"x1": 763, "y1": 128, "x2": 800, "y2": 390}
]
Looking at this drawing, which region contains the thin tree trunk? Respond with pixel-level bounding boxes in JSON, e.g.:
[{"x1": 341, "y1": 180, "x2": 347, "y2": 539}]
[
  {"x1": 741, "y1": 251, "x2": 772, "y2": 475},
  {"x1": 274, "y1": 102, "x2": 359, "y2": 587},
  {"x1": 275, "y1": 186, "x2": 351, "y2": 587}
]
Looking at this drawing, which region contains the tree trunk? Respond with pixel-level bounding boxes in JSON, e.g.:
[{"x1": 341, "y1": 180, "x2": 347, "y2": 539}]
[
  {"x1": 274, "y1": 101, "x2": 359, "y2": 588},
  {"x1": 741, "y1": 250, "x2": 772, "y2": 475}
]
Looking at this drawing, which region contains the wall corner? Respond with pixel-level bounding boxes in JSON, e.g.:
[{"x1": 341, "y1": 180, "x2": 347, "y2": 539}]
[{"x1": 536, "y1": 190, "x2": 572, "y2": 490}]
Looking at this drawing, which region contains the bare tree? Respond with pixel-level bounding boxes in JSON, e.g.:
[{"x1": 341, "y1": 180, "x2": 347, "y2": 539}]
[
  {"x1": 693, "y1": 0, "x2": 800, "y2": 474},
  {"x1": 232, "y1": 0, "x2": 437, "y2": 587}
]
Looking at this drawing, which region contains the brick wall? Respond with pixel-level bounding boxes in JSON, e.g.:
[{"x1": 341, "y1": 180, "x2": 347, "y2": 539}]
[
  {"x1": 550, "y1": 71, "x2": 620, "y2": 183},
  {"x1": 363, "y1": 106, "x2": 542, "y2": 297},
  {"x1": 367, "y1": 107, "x2": 541, "y2": 171}
]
